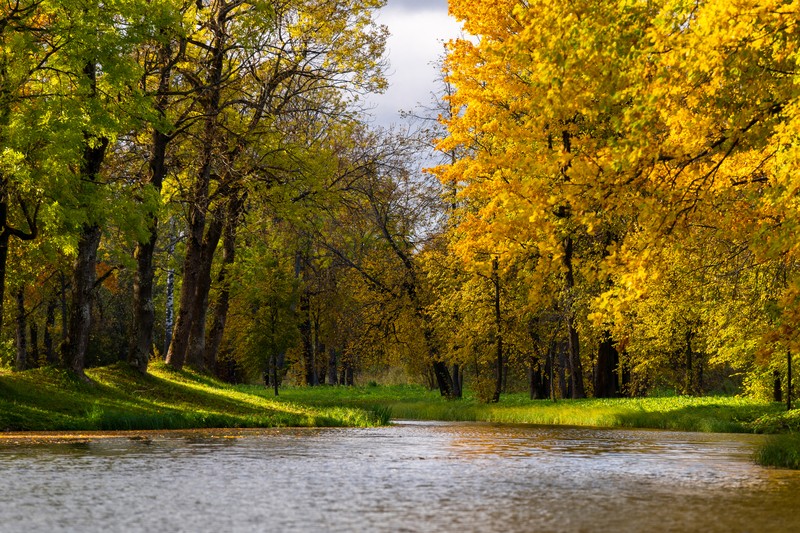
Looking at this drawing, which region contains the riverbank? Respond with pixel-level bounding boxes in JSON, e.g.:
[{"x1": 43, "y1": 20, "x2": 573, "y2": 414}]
[
  {"x1": 273, "y1": 384, "x2": 789, "y2": 434},
  {"x1": 2, "y1": 364, "x2": 790, "y2": 433},
  {"x1": 273, "y1": 385, "x2": 800, "y2": 468},
  {"x1": 0, "y1": 362, "x2": 388, "y2": 431},
  {"x1": 4, "y1": 364, "x2": 800, "y2": 467}
]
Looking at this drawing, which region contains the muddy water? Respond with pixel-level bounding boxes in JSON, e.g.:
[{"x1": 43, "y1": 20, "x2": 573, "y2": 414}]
[{"x1": 1, "y1": 421, "x2": 798, "y2": 532}]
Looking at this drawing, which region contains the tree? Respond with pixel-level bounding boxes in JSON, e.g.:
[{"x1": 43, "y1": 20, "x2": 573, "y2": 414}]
[
  {"x1": 128, "y1": 0, "x2": 192, "y2": 373},
  {"x1": 165, "y1": 0, "x2": 388, "y2": 371},
  {"x1": 435, "y1": 0, "x2": 800, "y2": 397},
  {"x1": 0, "y1": 1, "x2": 168, "y2": 376},
  {"x1": 0, "y1": 0, "x2": 54, "y2": 333}
]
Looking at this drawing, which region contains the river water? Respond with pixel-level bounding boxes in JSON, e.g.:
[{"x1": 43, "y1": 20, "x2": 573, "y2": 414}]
[{"x1": 1, "y1": 421, "x2": 798, "y2": 532}]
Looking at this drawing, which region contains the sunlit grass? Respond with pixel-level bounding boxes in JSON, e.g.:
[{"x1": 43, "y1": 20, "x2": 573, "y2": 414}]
[
  {"x1": 276, "y1": 385, "x2": 782, "y2": 434},
  {"x1": 1, "y1": 365, "x2": 794, "y2": 458},
  {"x1": 0, "y1": 362, "x2": 386, "y2": 431}
]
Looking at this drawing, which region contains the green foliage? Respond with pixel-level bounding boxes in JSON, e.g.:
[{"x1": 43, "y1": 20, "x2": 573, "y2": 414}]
[
  {"x1": 751, "y1": 409, "x2": 800, "y2": 434},
  {"x1": 224, "y1": 228, "x2": 300, "y2": 379}
]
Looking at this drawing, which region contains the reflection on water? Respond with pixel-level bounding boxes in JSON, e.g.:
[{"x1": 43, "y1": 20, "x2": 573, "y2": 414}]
[{"x1": 1, "y1": 422, "x2": 798, "y2": 532}]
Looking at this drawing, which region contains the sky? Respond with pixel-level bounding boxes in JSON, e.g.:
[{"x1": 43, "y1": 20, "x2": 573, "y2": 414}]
[{"x1": 366, "y1": 0, "x2": 462, "y2": 127}]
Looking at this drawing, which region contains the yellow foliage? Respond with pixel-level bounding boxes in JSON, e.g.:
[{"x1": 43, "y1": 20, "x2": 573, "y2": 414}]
[{"x1": 432, "y1": 0, "x2": 800, "y2": 388}]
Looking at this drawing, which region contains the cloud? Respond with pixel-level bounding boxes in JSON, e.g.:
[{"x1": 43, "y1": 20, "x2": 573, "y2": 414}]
[
  {"x1": 387, "y1": 0, "x2": 449, "y2": 13},
  {"x1": 367, "y1": 2, "x2": 461, "y2": 126}
]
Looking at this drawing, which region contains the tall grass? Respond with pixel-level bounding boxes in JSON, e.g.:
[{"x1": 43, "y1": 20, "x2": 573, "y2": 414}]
[{"x1": 756, "y1": 433, "x2": 800, "y2": 469}]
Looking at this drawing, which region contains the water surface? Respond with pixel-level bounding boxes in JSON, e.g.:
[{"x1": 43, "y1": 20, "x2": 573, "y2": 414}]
[{"x1": 1, "y1": 422, "x2": 798, "y2": 532}]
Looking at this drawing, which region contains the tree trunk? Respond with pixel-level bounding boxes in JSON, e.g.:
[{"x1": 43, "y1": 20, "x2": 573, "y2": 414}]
[
  {"x1": 558, "y1": 344, "x2": 569, "y2": 399},
  {"x1": 129, "y1": 126, "x2": 171, "y2": 373},
  {"x1": 165, "y1": 3, "x2": 225, "y2": 370},
  {"x1": 451, "y1": 363, "x2": 462, "y2": 398},
  {"x1": 44, "y1": 298, "x2": 56, "y2": 365},
  {"x1": 300, "y1": 289, "x2": 316, "y2": 386},
  {"x1": 128, "y1": 25, "x2": 177, "y2": 373},
  {"x1": 164, "y1": 257, "x2": 175, "y2": 357},
  {"x1": 594, "y1": 333, "x2": 619, "y2": 398},
  {"x1": 685, "y1": 329, "x2": 694, "y2": 395},
  {"x1": 528, "y1": 361, "x2": 536, "y2": 400},
  {"x1": 432, "y1": 361, "x2": 454, "y2": 397},
  {"x1": 562, "y1": 236, "x2": 585, "y2": 398},
  {"x1": 0, "y1": 232, "x2": 9, "y2": 334},
  {"x1": 318, "y1": 342, "x2": 327, "y2": 385},
  {"x1": 29, "y1": 320, "x2": 39, "y2": 368},
  {"x1": 788, "y1": 349, "x2": 793, "y2": 411},
  {"x1": 491, "y1": 256, "x2": 503, "y2": 403},
  {"x1": 271, "y1": 352, "x2": 279, "y2": 396},
  {"x1": 548, "y1": 344, "x2": 557, "y2": 401},
  {"x1": 204, "y1": 276, "x2": 230, "y2": 373},
  {"x1": 774, "y1": 369, "x2": 783, "y2": 402},
  {"x1": 697, "y1": 352, "x2": 704, "y2": 393},
  {"x1": 0, "y1": 192, "x2": 38, "y2": 334},
  {"x1": 60, "y1": 272, "x2": 68, "y2": 343},
  {"x1": 165, "y1": 199, "x2": 207, "y2": 370},
  {"x1": 421, "y1": 316, "x2": 453, "y2": 396},
  {"x1": 185, "y1": 207, "x2": 225, "y2": 371},
  {"x1": 327, "y1": 347, "x2": 338, "y2": 386},
  {"x1": 205, "y1": 195, "x2": 243, "y2": 372},
  {"x1": 63, "y1": 223, "x2": 102, "y2": 378},
  {"x1": 62, "y1": 60, "x2": 109, "y2": 379},
  {"x1": 186, "y1": 288, "x2": 210, "y2": 371},
  {"x1": 529, "y1": 356, "x2": 549, "y2": 400},
  {"x1": 130, "y1": 225, "x2": 158, "y2": 372},
  {"x1": 14, "y1": 288, "x2": 26, "y2": 371}
]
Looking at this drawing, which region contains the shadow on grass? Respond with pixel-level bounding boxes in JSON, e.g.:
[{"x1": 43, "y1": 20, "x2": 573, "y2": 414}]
[
  {"x1": 610, "y1": 404, "x2": 759, "y2": 433},
  {"x1": 0, "y1": 363, "x2": 382, "y2": 431}
]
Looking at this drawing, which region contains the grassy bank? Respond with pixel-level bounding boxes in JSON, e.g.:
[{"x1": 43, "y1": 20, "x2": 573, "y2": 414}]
[
  {"x1": 274, "y1": 384, "x2": 800, "y2": 469},
  {"x1": 271, "y1": 384, "x2": 800, "y2": 469},
  {"x1": 4, "y1": 365, "x2": 799, "y2": 468},
  {"x1": 272, "y1": 384, "x2": 785, "y2": 434},
  {"x1": 756, "y1": 433, "x2": 800, "y2": 469},
  {"x1": 0, "y1": 362, "x2": 388, "y2": 431}
]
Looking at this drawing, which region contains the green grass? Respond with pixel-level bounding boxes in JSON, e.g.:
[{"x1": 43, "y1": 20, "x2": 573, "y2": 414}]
[
  {"x1": 0, "y1": 362, "x2": 387, "y2": 431},
  {"x1": 3, "y1": 366, "x2": 798, "y2": 469},
  {"x1": 0, "y1": 368, "x2": 784, "y2": 433},
  {"x1": 273, "y1": 384, "x2": 782, "y2": 433},
  {"x1": 275, "y1": 384, "x2": 800, "y2": 468},
  {"x1": 756, "y1": 433, "x2": 800, "y2": 469}
]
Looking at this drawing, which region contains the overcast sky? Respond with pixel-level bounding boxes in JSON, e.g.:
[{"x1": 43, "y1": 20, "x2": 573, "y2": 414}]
[{"x1": 366, "y1": 0, "x2": 461, "y2": 126}]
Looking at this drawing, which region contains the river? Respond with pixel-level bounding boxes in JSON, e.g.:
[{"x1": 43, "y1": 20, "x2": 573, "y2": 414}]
[{"x1": 1, "y1": 421, "x2": 798, "y2": 532}]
